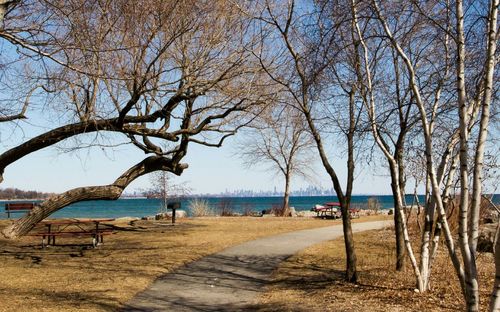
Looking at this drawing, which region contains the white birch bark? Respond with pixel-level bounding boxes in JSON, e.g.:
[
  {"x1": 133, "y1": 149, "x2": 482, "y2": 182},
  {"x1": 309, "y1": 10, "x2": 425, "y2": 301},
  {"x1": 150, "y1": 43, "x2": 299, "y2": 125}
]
[
  {"x1": 420, "y1": 35, "x2": 451, "y2": 290},
  {"x1": 477, "y1": 1, "x2": 500, "y2": 310},
  {"x1": 428, "y1": 151, "x2": 460, "y2": 284},
  {"x1": 371, "y1": 0, "x2": 467, "y2": 296},
  {"x1": 351, "y1": 0, "x2": 423, "y2": 291},
  {"x1": 470, "y1": 0, "x2": 498, "y2": 255}
]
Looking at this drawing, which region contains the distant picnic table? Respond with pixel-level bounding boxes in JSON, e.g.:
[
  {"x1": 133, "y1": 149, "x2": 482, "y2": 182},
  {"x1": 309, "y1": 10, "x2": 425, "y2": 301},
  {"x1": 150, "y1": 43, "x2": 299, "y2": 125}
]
[
  {"x1": 31, "y1": 218, "x2": 115, "y2": 248},
  {"x1": 312, "y1": 202, "x2": 341, "y2": 219},
  {"x1": 312, "y1": 202, "x2": 361, "y2": 219}
]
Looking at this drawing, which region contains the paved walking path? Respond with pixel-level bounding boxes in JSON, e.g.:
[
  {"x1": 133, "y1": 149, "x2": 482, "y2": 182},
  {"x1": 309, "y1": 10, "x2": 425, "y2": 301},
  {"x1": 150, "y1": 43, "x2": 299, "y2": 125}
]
[{"x1": 123, "y1": 220, "x2": 390, "y2": 311}]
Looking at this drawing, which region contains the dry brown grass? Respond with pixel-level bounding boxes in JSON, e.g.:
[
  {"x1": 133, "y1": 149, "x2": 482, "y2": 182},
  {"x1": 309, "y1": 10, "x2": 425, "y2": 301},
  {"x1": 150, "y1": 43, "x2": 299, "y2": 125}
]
[
  {"x1": 259, "y1": 225, "x2": 495, "y2": 312},
  {"x1": 0, "y1": 216, "x2": 357, "y2": 312}
]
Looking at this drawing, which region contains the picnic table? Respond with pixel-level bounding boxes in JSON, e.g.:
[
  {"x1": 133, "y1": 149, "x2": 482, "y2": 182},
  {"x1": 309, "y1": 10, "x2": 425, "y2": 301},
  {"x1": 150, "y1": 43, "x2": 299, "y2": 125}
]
[
  {"x1": 312, "y1": 202, "x2": 361, "y2": 219},
  {"x1": 32, "y1": 218, "x2": 115, "y2": 248},
  {"x1": 312, "y1": 202, "x2": 341, "y2": 219},
  {"x1": 349, "y1": 208, "x2": 361, "y2": 219}
]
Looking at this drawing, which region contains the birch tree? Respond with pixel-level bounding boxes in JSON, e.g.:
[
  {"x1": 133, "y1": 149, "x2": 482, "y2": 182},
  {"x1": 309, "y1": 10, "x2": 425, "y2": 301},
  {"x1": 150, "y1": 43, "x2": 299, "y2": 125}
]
[
  {"x1": 349, "y1": 0, "x2": 458, "y2": 290},
  {"x1": 369, "y1": 0, "x2": 498, "y2": 309}
]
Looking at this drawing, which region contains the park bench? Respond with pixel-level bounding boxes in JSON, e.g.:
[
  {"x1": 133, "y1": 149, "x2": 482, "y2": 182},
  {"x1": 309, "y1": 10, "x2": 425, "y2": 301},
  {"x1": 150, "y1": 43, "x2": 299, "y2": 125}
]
[{"x1": 4, "y1": 202, "x2": 35, "y2": 218}]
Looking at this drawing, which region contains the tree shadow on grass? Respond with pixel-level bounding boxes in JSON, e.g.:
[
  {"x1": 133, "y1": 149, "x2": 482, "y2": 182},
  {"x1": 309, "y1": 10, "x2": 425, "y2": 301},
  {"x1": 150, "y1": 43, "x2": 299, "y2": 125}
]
[
  {"x1": 122, "y1": 253, "x2": 310, "y2": 311},
  {"x1": 264, "y1": 259, "x2": 460, "y2": 312},
  {"x1": 2, "y1": 287, "x2": 124, "y2": 311}
]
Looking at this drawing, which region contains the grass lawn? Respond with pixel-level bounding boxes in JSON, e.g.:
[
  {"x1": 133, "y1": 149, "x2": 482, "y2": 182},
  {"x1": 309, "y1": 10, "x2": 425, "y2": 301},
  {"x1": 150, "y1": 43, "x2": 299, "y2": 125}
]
[
  {"x1": 0, "y1": 216, "x2": 390, "y2": 311},
  {"x1": 258, "y1": 226, "x2": 495, "y2": 311}
]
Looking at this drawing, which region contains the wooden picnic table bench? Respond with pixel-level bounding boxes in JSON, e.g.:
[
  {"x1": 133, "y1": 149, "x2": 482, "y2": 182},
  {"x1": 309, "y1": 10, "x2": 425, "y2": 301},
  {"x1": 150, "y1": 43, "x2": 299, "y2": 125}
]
[
  {"x1": 311, "y1": 203, "x2": 361, "y2": 219},
  {"x1": 349, "y1": 208, "x2": 361, "y2": 219},
  {"x1": 4, "y1": 202, "x2": 35, "y2": 218},
  {"x1": 312, "y1": 202, "x2": 341, "y2": 219},
  {"x1": 31, "y1": 218, "x2": 115, "y2": 248}
]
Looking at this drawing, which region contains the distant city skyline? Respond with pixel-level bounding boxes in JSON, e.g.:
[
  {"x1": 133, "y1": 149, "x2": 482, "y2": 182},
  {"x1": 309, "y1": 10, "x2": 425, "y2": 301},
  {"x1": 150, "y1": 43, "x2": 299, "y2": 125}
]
[
  {"x1": 122, "y1": 185, "x2": 339, "y2": 198},
  {"x1": 122, "y1": 183, "x2": 404, "y2": 198},
  {"x1": 0, "y1": 122, "x2": 402, "y2": 196},
  {"x1": 196, "y1": 185, "x2": 336, "y2": 197}
]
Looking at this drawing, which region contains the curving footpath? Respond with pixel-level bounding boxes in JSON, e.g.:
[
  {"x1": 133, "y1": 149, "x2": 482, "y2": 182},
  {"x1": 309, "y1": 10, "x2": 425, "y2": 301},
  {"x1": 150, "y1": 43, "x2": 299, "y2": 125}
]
[{"x1": 123, "y1": 220, "x2": 390, "y2": 311}]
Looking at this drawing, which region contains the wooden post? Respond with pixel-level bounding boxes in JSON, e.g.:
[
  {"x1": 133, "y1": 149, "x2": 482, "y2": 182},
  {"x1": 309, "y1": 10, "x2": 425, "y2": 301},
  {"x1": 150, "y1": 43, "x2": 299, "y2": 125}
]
[{"x1": 167, "y1": 202, "x2": 181, "y2": 225}]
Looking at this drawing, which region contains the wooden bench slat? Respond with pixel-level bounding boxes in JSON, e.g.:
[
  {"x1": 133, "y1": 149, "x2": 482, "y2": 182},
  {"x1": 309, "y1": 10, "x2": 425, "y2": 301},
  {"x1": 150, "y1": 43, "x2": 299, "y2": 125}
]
[
  {"x1": 31, "y1": 230, "x2": 114, "y2": 237},
  {"x1": 5, "y1": 202, "x2": 35, "y2": 218},
  {"x1": 6, "y1": 203, "x2": 35, "y2": 209}
]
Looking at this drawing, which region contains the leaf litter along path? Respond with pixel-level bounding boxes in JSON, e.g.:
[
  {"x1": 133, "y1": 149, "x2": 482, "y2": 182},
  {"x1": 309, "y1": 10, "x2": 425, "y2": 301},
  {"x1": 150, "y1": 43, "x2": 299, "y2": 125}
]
[{"x1": 123, "y1": 220, "x2": 390, "y2": 311}]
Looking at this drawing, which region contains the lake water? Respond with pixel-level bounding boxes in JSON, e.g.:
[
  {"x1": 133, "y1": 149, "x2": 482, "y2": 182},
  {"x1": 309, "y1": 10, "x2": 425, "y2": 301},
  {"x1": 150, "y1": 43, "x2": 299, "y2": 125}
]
[{"x1": 0, "y1": 195, "x2": 431, "y2": 219}]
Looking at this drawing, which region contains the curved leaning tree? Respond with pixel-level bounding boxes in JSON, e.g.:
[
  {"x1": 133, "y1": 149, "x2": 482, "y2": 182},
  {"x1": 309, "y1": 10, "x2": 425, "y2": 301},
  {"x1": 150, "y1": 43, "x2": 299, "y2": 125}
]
[{"x1": 0, "y1": 0, "x2": 270, "y2": 238}]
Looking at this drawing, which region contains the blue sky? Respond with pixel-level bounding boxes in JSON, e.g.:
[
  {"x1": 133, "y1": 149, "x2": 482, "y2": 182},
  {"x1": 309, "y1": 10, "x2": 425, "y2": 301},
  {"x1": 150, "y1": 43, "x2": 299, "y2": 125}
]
[
  {"x1": 3, "y1": 107, "x2": 496, "y2": 196},
  {"x1": 0, "y1": 118, "x2": 394, "y2": 195},
  {"x1": 0, "y1": 50, "x2": 394, "y2": 196}
]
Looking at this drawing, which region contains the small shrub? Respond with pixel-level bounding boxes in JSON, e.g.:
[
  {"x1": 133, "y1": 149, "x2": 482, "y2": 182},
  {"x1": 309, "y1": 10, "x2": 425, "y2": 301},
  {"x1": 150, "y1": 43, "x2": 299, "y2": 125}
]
[
  {"x1": 242, "y1": 203, "x2": 256, "y2": 216},
  {"x1": 367, "y1": 197, "x2": 381, "y2": 214},
  {"x1": 270, "y1": 203, "x2": 290, "y2": 217},
  {"x1": 444, "y1": 195, "x2": 496, "y2": 234},
  {"x1": 480, "y1": 196, "x2": 498, "y2": 224},
  {"x1": 189, "y1": 198, "x2": 213, "y2": 217},
  {"x1": 217, "y1": 198, "x2": 235, "y2": 216}
]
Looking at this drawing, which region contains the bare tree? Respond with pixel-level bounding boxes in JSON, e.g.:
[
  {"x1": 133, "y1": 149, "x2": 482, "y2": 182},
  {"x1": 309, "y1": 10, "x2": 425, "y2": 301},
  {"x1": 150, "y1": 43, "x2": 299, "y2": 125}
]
[
  {"x1": 148, "y1": 171, "x2": 190, "y2": 214},
  {"x1": 1, "y1": 0, "x2": 269, "y2": 238},
  {"x1": 0, "y1": 0, "x2": 39, "y2": 125},
  {"x1": 240, "y1": 0, "x2": 363, "y2": 282},
  {"x1": 0, "y1": 0, "x2": 18, "y2": 24},
  {"x1": 238, "y1": 105, "x2": 314, "y2": 215}
]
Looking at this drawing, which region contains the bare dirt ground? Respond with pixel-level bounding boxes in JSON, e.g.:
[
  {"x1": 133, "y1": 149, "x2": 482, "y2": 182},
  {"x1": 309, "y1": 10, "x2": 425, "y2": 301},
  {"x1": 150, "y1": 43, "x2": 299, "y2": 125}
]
[
  {"x1": 259, "y1": 226, "x2": 495, "y2": 311},
  {"x1": 0, "y1": 216, "x2": 391, "y2": 312}
]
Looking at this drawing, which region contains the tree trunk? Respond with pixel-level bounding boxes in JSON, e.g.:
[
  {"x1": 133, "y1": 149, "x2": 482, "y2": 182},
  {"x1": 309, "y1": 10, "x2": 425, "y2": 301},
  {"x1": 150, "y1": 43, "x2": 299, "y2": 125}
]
[
  {"x1": 456, "y1": 0, "x2": 479, "y2": 309},
  {"x1": 490, "y1": 224, "x2": 500, "y2": 311},
  {"x1": 373, "y1": 0, "x2": 467, "y2": 296},
  {"x1": 302, "y1": 100, "x2": 358, "y2": 283},
  {"x1": 389, "y1": 163, "x2": 406, "y2": 271},
  {"x1": 420, "y1": 199, "x2": 435, "y2": 291},
  {"x1": 389, "y1": 164, "x2": 424, "y2": 291},
  {"x1": 344, "y1": 85, "x2": 358, "y2": 283},
  {"x1": 2, "y1": 156, "x2": 187, "y2": 238},
  {"x1": 282, "y1": 172, "x2": 291, "y2": 216},
  {"x1": 470, "y1": 0, "x2": 498, "y2": 255},
  {"x1": 339, "y1": 196, "x2": 358, "y2": 282}
]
